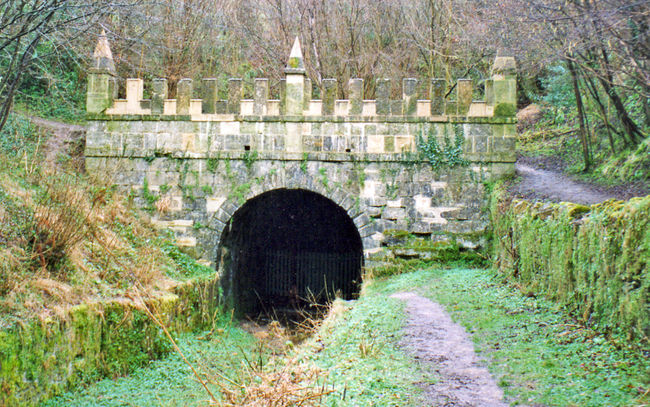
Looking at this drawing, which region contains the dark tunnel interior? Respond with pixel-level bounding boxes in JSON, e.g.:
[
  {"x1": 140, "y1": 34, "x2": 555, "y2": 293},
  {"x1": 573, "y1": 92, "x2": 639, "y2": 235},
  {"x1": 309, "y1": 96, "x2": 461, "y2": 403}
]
[{"x1": 217, "y1": 188, "x2": 364, "y2": 316}]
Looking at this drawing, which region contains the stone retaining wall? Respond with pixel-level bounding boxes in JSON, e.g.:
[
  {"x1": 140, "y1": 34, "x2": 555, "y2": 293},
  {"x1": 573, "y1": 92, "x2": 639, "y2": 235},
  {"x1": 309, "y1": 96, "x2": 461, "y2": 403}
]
[{"x1": 0, "y1": 277, "x2": 220, "y2": 407}]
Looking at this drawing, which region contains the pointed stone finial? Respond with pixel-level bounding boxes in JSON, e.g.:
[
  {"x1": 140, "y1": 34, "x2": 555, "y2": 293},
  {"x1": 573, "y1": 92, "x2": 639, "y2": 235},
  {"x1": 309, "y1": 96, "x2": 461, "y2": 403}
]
[
  {"x1": 92, "y1": 30, "x2": 115, "y2": 72},
  {"x1": 285, "y1": 36, "x2": 305, "y2": 74},
  {"x1": 87, "y1": 29, "x2": 118, "y2": 113}
]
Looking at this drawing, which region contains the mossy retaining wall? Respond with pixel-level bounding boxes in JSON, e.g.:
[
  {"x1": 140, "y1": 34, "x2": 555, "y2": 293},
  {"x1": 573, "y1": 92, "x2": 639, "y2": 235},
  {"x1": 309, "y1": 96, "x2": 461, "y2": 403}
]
[
  {"x1": 491, "y1": 186, "x2": 649, "y2": 345},
  {"x1": 0, "y1": 276, "x2": 220, "y2": 406},
  {"x1": 364, "y1": 228, "x2": 489, "y2": 278}
]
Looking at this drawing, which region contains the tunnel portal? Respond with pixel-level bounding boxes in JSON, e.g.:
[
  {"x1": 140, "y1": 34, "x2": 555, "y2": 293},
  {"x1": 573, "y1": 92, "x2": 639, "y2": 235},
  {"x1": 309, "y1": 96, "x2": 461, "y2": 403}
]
[{"x1": 217, "y1": 188, "x2": 364, "y2": 315}]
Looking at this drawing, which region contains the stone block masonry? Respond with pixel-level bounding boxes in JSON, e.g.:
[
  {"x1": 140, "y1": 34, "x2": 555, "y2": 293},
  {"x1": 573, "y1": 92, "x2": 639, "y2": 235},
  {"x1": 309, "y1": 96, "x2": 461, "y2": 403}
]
[{"x1": 85, "y1": 34, "x2": 517, "y2": 265}]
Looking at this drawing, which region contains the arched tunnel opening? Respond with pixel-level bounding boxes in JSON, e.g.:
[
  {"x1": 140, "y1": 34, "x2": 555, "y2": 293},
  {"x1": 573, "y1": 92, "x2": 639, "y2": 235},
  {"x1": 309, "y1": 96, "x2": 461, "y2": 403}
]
[{"x1": 217, "y1": 188, "x2": 364, "y2": 319}]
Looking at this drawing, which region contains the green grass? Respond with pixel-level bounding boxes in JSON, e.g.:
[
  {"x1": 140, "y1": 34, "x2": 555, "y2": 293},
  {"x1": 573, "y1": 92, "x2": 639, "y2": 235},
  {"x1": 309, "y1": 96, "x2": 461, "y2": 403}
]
[
  {"x1": 41, "y1": 319, "x2": 259, "y2": 407},
  {"x1": 160, "y1": 238, "x2": 216, "y2": 281},
  {"x1": 295, "y1": 290, "x2": 427, "y2": 406},
  {"x1": 370, "y1": 267, "x2": 649, "y2": 407},
  {"x1": 36, "y1": 265, "x2": 650, "y2": 407}
]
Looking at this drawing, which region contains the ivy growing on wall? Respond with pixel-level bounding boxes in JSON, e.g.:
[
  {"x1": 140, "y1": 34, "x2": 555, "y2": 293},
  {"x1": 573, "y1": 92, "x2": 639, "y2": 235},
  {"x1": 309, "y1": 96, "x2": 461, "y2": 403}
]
[
  {"x1": 416, "y1": 124, "x2": 469, "y2": 169},
  {"x1": 206, "y1": 155, "x2": 220, "y2": 173},
  {"x1": 242, "y1": 150, "x2": 259, "y2": 170},
  {"x1": 141, "y1": 178, "x2": 158, "y2": 211},
  {"x1": 300, "y1": 152, "x2": 309, "y2": 173},
  {"x1": 318, "y1": 167, "x2": 329, "y2": 190},
  {"x1": 228, "y1": 182, "x2": 252, "y2": 204}
]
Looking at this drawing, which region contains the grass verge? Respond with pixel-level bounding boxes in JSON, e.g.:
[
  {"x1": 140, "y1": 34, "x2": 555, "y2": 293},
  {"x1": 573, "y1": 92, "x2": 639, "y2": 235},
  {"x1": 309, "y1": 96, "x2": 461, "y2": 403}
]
[
  {"x1": 371, "y1": 267, "x2": 649, "y2": 407},
  {"x1": 41, "y1": 317, "x2": 258, "y2": 407},
  {"x1": 294, "y1": 290, "x2": 426, "y2": 406}
]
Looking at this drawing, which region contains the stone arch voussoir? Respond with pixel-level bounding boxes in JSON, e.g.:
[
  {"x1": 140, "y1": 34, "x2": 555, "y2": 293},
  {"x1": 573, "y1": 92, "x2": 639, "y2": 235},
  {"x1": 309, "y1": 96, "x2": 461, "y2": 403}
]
[{"x1": 210, "y1": 167, "x2": 379, "y2": 260}]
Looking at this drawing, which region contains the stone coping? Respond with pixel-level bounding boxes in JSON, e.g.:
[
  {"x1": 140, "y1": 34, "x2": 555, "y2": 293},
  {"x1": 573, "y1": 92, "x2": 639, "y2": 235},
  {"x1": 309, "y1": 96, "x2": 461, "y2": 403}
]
[
  {"x1": 84, "y1": 150, "x2": 516, "y2": 163},
  {"x1": 87, "y1": 113, "x2": 517, "y2": 124}
]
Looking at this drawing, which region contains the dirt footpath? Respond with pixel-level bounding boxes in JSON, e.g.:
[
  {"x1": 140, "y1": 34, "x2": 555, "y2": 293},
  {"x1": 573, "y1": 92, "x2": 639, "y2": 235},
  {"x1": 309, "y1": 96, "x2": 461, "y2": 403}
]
[
  {"x1": 511, "y1": 157, "x2": 649, "y2": 204},
  {"x1": 390, "y1": 292, "x2": 508, "y2": 407},
  {"x1": 512, "y1": 163, "x2": 615, "y2": 205},
  {"x1": 28, "y1": 116, "x2": 86, "y2": 168}
]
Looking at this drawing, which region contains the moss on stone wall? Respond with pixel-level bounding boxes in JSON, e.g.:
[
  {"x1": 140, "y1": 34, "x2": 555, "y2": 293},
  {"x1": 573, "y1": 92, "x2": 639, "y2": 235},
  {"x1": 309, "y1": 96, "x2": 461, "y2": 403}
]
[
  {"x1": 0, "y1": 277, "x2": 220, "y2": 407},
  {"x1": 490, "y1": 184, "x2": 649, "y2": 346},
  {"x1": 367, "y1": 229, "x2": 488, "y2": 277},
  {"x1": 493, "y1": 103, "x2": 516, "y2": 117}
]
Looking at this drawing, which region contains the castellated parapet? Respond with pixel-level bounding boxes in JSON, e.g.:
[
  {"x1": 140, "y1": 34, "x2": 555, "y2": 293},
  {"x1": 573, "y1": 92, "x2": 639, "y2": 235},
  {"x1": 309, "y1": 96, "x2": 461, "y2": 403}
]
[
  {"x1": 86, "y1": 34, "x2": 517, "y2": 158},
  {"x1": 85, "y1": 34, "x2": 517, "y2": 264}
]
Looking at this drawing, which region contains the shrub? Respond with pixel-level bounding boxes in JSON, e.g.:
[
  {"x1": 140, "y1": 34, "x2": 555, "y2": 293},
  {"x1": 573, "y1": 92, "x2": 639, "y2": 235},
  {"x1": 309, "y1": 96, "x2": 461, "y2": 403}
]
[
  {"x1": 0, "y1": 113, "x2": 38, "y2": 158},
  {"x1": 30, "y1": 174, "x2": 95, "y2": 273}
]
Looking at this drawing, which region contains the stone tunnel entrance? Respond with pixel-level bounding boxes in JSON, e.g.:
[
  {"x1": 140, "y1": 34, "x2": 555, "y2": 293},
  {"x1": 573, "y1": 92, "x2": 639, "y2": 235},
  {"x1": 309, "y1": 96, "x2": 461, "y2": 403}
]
[{"x1": 217, "y1": 188, "x2": 364, "y2": 316}]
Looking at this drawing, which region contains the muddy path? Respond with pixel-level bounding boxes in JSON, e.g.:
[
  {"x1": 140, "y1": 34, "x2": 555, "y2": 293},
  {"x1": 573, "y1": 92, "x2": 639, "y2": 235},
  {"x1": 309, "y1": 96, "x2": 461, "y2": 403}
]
[
  {"x1": 512, "y1": 163, "x2": 615, "y2": 205},
  {"x1": 28, "y1": 116, "x2": 86, "y2": 168},
  {"x1": 390, "y1": 292, "x2": 508, "y2": 407},
  {"x1": 511, "y1": 157, "x2": 649, "y2": 204}
]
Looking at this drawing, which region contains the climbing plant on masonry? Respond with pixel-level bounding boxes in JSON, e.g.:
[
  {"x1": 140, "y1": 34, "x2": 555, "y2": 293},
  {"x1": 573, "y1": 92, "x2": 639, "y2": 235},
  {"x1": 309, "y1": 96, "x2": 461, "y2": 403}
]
[{"x1": 416, "y1": 125, "x2": 469, "y2": 170}]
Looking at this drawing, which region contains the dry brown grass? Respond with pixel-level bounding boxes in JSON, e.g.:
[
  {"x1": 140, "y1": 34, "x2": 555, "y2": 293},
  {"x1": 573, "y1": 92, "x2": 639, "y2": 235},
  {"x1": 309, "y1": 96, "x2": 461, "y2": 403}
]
[
  {"x1": 31, "y1": 175, "x2": 94, "y2": 271},
  {"x1": 214, "y1": 360, "x2": 332, "y2": 407},
  {"x1": 31, "y1": 278, "x2": 75, "y2": 302},
  {"x1": 204, "y1": 320, "x2": 332, "y2": 407},
  {"x1": 0, "y1": 166, "x2": 170, "y2": 319},
  {"x1": 516, "y1": 103, "x2": 543, "y2": 132},
  {"x1": 155, "y1": 195, "x2": 172, "y2": 214},
  {"x1": 227, "y1": 298, "x2": 342, "y2": 405}
]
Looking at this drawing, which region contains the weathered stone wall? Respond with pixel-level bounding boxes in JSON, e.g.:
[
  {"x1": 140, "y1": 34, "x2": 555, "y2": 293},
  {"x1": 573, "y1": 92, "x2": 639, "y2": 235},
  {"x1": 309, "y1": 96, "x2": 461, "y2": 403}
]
[
  {"x1": 0, "y1": 277, "x2": 220, "y2": 407},
  {"x1": 85, "y1": 35, "x2": 517, "y2": 265},
  {"x1": 86, "y1": 118, "x2": 515, "y2": 263},
  {"x1": 490, "y1": 187, "x2": 650, "y2": 344}
]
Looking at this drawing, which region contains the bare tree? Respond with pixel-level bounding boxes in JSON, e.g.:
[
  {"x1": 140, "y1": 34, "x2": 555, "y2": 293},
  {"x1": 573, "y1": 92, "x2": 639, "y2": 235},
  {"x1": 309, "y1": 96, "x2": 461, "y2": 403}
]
[
  {"x1": 478, "y1": 0, "x2": 647, "y2": 168},
  {"x1": 225, "y1": 0, "x2": 492, "y2": 99},
  {"x1": 0, "y1": 0, "x2": 141, "y2": 132}
]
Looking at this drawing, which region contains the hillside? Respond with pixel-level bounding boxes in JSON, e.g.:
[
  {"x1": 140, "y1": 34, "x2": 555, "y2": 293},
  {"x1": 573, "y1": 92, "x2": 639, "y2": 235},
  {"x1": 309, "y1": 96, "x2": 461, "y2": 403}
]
[{"x1": 0, "y1": 113, "x2": 212, "y2": 328}]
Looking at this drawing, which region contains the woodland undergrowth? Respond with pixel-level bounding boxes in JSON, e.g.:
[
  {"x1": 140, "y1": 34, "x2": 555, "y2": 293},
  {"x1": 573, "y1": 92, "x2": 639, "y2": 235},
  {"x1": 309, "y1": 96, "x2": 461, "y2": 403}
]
[{"x1": 0, "y1": 113, "x2": 209, "y2": 325}]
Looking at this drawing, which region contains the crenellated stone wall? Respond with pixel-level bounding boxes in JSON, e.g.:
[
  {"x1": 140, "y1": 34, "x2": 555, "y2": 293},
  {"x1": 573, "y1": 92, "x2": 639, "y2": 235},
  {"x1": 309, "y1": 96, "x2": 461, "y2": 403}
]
[{"x1": 85, "y1": 35, "x2": 518, "y2": 265}]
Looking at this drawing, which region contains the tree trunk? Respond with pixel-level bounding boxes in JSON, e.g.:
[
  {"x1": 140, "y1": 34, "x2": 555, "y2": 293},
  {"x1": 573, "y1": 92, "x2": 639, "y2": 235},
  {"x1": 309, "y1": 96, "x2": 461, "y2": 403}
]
[
  {"x1": 581, "y1": 70, "x2": 616, "y2": 154},
  {"x1": 642, "y1": 82, "x2": 650, "y2": 129},
  {"x1": 597, "y1": 48, "x2": 645, "y2": 145},
  {"x1": 566, "y1": 58, "x2": 591, "y2": 171}
]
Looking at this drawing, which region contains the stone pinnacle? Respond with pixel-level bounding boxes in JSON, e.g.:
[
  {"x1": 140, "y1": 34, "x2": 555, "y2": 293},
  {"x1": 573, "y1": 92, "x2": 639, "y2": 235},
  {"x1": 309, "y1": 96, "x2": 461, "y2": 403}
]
[
  {"x1": 93, "y1": 29, "x2": 116, "y2": 72},
  {"x1": 285, "y1": 36, "x2": 305, "y2": 74}
]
